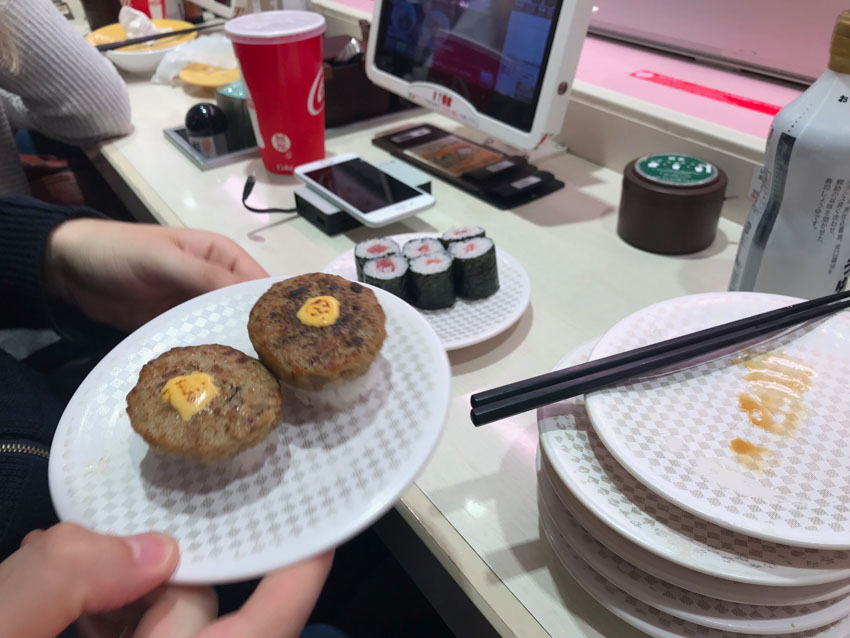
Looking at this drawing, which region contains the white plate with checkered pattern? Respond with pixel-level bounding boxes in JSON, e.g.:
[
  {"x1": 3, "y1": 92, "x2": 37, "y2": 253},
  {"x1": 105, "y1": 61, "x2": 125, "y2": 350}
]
[
  {"x1": 48, "y1": 277, "x2": 451, "y2": 583},
  {"x1": 539, "y1": 491, "x2": 850, "y2": 638},
  {"x1": 540, "y1": 441, "x2": 850, "y2": 606},
  {"x1": 539, "y1": 340, "x2": 850, "y2": 587},
  {"x1": 537, "y1": 453, "x2": 850, "y2": 633},
  {"x1": 585, "y1": 292, "x2": 850, "y2": 549},
  {"x1": 324, "y1": 233, "x2": 530, "y2": 351}
]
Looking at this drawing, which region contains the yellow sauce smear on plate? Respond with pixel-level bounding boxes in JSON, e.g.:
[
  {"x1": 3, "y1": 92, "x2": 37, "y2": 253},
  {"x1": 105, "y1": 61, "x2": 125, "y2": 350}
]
[
  {"x1": 730, "y1": 351, "x2": 814, "y2": 469},
  {"x1": 730, "y1": 437, "x2": 772, "y2": 472},
  {"x1": 730, "y1": 437, "x2": 768, "y2": 455},
  {"x1": 736, "y1": 353, "x2": 814, "y2": 436}
]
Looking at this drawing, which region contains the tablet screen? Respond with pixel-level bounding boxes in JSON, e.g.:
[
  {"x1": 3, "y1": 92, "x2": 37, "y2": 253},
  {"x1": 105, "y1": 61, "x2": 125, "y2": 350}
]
[{"x1": 374, "y1": 0, "x2": 562, "y2": 131}]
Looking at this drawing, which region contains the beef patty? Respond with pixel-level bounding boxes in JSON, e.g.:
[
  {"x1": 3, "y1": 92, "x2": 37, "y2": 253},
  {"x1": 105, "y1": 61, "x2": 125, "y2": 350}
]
[
  {"x1": 126, "y1": 344, "x2": 282, "y2": 462},
  {"x1": 248, "y1": 273, "x2": 387, "y2": 391}
]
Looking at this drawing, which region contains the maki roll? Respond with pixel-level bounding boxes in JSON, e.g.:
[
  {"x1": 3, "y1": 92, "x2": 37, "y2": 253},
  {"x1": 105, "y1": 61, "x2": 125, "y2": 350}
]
[
  {"x1": 355, "y1": 238, "x2": 400, "y2": 280},
  {"x1": 408, "y1": 252, "x2": 455, "y2": 310},
  {"x1": 361, "y1": 255, "x2": 409, "y2": 300},
  {"x1": 402, "y1": 237, "x2": 444, "y2": 261},
  {"x1": 450, "y1": 237, "x2": 499, "y2": 299},
  {"x1": 440, "y1": 226, "x2": 485, "y2": 248}
]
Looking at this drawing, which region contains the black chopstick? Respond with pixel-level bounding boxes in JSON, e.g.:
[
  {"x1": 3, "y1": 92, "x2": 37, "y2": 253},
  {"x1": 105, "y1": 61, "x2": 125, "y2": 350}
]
[
  {"x1": 95, "y1": 22, "x2": 224, "y2": 52},
  {"x1": 471, "y1": 289, "x2": 850, "y2": 410},
  {"x1": 470, "y1": 292, "x2": 850, "y2": 427}
]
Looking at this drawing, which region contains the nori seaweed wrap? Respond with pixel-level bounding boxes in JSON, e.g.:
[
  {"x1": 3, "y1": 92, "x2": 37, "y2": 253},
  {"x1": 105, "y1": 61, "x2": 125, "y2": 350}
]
[
  {"x1": 408, "y1": 252, "x2": 455, "y2": 309},
  {"x1": 361, "y1": 255, "x2": 409, "y2": 300},
  {"x1": 440, "y1": 226, "x2": 486, "y2": 248},
  {"x1": 355, "y1": 238, "x2": 400, "y2": 280},
  {"x1": 449, "y1": 237, "x2": 499, "y2": 299}
]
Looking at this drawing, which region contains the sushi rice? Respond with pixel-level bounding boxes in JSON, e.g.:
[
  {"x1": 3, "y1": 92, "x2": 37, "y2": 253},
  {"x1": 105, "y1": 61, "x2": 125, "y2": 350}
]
[
  {"x1": 361, "y1": 255, "x2": 408, "y2": 299},
  {"x1": 355, "y1": 238, "x2": 400, "y2": 279},
  {"x1": 440, "y1": 226, "x2": 485, "y2": 247},
  {"x1": 280, "y1": 354, "x2": 389, "y2": 409},
  {"x1": 402, "y1": 237, "x2": 445, "y2": 261}
]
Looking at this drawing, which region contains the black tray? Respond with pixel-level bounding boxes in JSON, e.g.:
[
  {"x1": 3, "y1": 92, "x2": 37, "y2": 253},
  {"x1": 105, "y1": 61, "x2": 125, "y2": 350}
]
[{"x1": 372, "y1": 124, "x2": 563, "y2": 210}]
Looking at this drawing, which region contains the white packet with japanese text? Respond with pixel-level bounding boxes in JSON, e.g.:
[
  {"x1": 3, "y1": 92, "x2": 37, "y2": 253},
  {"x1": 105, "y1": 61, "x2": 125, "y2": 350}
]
[{"x1": 730, "y1": 69, "x2": 850, "y2": 298}]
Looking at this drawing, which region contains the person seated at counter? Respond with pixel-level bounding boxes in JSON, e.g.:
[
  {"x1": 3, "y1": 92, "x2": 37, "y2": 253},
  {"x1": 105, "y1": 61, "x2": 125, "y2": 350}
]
[
  {"x1": 0, "y1": 0, "x2": 131, "y2": 207},
  {"x1": 0, "y1": 195, "x2": 336, "y2": 637}
]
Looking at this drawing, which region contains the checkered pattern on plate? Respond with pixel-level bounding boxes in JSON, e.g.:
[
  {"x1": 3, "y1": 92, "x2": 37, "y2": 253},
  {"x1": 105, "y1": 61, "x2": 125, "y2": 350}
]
[
  {"x1": 49, "y1": 278, "x2": 450, "y2": 583},
  {"x1": 539, "y1": 340, "x2": 850, "y2": 586},
  {"x1": 324, "y1": 233, "x2": 530, "y2": 350},
  {"x1": 584, "y1": 293, "x2": 850, "y2": 549},
  {"x1": 539, "y1": 500, "x2": 850, "y2": 638},
  {"x1": 537, "y1": 458, "x2": 850, "y2": 634},
  {"x1": 541, "y1": 442, "x2": 850, "y2": 606}
]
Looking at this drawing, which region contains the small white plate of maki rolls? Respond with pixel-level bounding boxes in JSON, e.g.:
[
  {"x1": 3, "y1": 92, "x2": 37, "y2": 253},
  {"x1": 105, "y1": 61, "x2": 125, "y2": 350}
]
[{"x1": 325, "y1": 228, "x2": 531, "y2": 351}]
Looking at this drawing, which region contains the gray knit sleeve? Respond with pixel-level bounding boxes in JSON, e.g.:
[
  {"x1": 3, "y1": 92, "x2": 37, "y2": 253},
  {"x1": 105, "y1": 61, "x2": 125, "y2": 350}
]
[{"x1": 0, "y1": 0, "x2": 132, "y2": 144}]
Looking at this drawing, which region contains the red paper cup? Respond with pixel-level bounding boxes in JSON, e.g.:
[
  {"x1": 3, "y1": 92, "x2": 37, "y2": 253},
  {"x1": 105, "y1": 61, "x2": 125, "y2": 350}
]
[{"x1": 226, "y1": 11, "x2": 326, "y2": 175}]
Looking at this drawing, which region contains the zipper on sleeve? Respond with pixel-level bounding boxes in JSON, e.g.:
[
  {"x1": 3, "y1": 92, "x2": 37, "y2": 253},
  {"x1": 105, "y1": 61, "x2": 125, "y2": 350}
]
[{"x1": 0, "y1": 440, "x2": 49, "y2": 460}]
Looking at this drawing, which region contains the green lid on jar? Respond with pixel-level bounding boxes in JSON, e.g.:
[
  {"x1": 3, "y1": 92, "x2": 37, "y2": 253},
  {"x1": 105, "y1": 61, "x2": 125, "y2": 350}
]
[
  {"x1": 216, "y1": 79, "x2": 247, "y2": 100},
  {"x1": 635, "y1": 154, "x2": 718, "y2": 187}
]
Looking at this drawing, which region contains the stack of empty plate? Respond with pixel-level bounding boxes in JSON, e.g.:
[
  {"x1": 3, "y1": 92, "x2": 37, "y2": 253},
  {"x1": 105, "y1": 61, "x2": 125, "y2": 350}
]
[{"x1": 537, "y1": 293, "x2": 850, "y2": 637}]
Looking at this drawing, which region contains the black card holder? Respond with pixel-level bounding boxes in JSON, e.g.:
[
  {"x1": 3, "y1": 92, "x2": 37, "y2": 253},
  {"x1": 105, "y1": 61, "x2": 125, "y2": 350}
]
[{"x1": 372, "y1": 124, "x2": 563, "y2": 210}]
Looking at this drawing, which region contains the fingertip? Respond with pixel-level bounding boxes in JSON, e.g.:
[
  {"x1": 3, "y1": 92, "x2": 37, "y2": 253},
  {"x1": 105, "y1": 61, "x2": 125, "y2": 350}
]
[
  {"x1": 21, "y1": 529, "x2": 44, "y2": 546},
  {"x1": 123, "y1": 533, "x2": 179, "y2": 573}
]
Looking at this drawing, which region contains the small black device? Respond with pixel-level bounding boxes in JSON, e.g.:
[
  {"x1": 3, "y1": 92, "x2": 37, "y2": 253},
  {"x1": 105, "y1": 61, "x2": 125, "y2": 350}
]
[
  {"x1": 294, "y1": 160, "x2": 432, "y2": 235},
  {"x1": 294, "y1": 187, "x2": 364, "y2": 235},
  {"x1": 185, "y1": 103, "x2": 228, "y2": 158}
]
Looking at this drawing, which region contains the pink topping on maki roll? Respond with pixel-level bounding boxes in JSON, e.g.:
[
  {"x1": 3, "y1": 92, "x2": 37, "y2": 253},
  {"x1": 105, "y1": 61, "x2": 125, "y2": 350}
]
[
  {"x1": 375, "y1": 258, "x2": 397, "y2": 272},
  {"x1": 368, "y1": 242, "x2": 391, "y2": 254}
]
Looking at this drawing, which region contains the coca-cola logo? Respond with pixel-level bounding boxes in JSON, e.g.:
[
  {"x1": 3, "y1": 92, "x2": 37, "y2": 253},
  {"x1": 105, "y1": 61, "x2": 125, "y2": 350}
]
[
  {"x1": 307, "y1": 66, "x2": 324, "y2": 117},
  {"x1": 271, "y1": 133, "x2": 291, "y2": 153}
]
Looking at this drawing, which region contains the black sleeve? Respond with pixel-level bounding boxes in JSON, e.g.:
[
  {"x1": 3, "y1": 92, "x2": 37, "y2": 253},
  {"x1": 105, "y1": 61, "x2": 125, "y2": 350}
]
[
  {"x1": 0, "y1": 348, "x2": 62, "y2": 560},
  {"x1": 0, "y1": 195, "x2": 122, "y2": 345},
  {"x1": 0, "y1": 196, "x2": 125, "y2": 562}
]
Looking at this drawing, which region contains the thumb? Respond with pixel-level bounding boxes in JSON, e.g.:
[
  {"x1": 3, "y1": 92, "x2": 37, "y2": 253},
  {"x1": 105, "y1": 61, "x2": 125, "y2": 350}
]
[{"x1": 0, "y1": 523, "x2": 178, "y2": 638}]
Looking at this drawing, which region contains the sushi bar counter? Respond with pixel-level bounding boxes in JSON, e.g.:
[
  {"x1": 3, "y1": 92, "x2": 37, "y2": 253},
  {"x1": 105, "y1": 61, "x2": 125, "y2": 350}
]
[{"x1": 95, "y1": 78, "x2": 749, "y2": 638}]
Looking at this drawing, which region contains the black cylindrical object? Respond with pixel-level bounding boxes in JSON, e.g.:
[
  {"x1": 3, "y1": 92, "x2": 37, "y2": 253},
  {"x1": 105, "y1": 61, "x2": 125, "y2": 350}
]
[
  {"x1": 361, "y1": 256, "x2": 408, "y2": 300},
  {"x1": 450, "y1": 237, "x2": 499, "y2": 299},
  {"x1": 617, "y1": 154, "x2": 727, "y2": 255},
  {"x1": 408, "y1": 253, "x2": 455, "y2": 309},
  {"x1": 185, "y1": 103, "x2": 229, "y2": 158}
]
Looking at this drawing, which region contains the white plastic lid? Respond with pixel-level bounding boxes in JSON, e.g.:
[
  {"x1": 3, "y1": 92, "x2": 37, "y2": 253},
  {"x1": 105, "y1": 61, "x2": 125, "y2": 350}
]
[{"x1": 225, "y1": 11, "x2": 326, "y2": 45}]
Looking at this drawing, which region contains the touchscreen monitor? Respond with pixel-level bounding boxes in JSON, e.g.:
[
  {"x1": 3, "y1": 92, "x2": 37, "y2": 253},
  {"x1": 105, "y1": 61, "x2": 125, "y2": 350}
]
[{"x1": 367, "y1": 0, "x2": 592, "y2": 149}]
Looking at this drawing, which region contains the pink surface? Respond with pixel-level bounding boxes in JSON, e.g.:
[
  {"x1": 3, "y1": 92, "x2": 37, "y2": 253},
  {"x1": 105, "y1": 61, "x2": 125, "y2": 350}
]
[
  {"x1": 575, "y1": 37, "x2": 803, "y2": 139},
  {"x1": 349, "y1": 0, "x2": 801, "y2": 139},
  {"x1": 330, "y1": 0, "x2": 373, "y2": 13}
]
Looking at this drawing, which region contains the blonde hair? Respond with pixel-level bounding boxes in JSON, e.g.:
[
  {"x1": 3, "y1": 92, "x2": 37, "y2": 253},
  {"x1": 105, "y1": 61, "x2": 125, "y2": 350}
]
[{"x1": 0, "y1": 19, "x2": 19, "y2": 73}]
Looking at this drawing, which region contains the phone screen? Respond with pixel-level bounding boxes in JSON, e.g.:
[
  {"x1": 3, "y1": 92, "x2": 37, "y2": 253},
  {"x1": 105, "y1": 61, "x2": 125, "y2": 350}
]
[
  {"x1": 405, "y1": 135, "x2": 504, "y2": 176},
  {"x1": 303, "y1": 158, "x2": 422, "y2": 213}
]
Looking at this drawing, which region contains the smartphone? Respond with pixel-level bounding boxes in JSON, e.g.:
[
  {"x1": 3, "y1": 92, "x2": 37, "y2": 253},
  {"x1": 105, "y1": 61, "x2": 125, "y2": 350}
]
[{"x1": 294, "y1": 153, "x2": 435, "y2": 227}]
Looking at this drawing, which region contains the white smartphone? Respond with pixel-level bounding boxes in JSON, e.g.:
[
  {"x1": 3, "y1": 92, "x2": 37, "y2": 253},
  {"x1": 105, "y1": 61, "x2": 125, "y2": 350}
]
[{"x1": 294, "y1": 153, "x2": 435, "y2": 227}]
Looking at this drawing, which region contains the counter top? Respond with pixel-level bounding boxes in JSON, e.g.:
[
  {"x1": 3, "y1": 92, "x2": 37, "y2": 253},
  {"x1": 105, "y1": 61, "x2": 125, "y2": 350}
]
[{"x1": 95, "y1": 76, "x2": 743, "y2": 637}]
